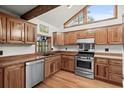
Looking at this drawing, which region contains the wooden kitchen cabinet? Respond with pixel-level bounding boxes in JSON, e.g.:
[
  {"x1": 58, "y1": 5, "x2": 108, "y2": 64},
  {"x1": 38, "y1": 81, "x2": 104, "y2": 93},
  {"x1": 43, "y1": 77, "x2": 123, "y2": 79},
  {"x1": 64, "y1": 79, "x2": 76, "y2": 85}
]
[
  {"x1": 76, "y1": 30, "x2": 87, "y2": 39},
  {"x1": 25, "y1": 23, "x2": 36, "y2": 44},
  {"x1": 45, "y1": 62, "x2": 51, "y2": 78},
  {"x1": 45, "y1": 55, "x2": 61, "y2": 79},
  {"x1": 95, "y1": 58, "x2": 109, "y2": 80},
  {"x1": 0, "y1": 13, "x2": 6, "y2": 43},
  {"x1": 4, "y1": 64, "x2": 24, "y2": 88},
  {"x1": 86, "y1": 29, "x2": 95, "y2": 38},
  {"x1": 62, "y1": 55, "x2": 75, "y2": 72},
  {"x1": 50, "y1": 62, "x2": 56, "y2": 74},
  {"x1": 109, "y1": 59, "x2": 122, "y2": 84},
  {"x1": 95, "y1": 28, "x2": 108, "y2": 44},
  {"x1": 0, "y1": 69, "x2": 3, "y2": 88},
  {"x1": 108, "y1": 25, "x2": 123, "y2": 44},
  {"x1": 64, "y1": 31, "x2": 77, "y2": 45},
  {"x1": 7, "y1": 17, "x2": 25, "y2": 44},
  {"x1": 95, "y1": 58, "x2": 122, "y2": 86},
  {"x1": 45, "y1": 61, "x2": 55, "y2": 78},
  {"x1": 53, "y1": 32, "x2": 64, "y2": 45},
  {"x1": 0, "y1": 12, "x2": 36, "y2": 44}
]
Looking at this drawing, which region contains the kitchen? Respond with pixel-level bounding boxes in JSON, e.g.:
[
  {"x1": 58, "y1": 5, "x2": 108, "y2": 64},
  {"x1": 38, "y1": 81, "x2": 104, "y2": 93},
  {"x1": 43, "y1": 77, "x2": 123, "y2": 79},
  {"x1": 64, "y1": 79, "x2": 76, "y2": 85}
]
[{"x1": 0, "y1": 5, "x2": 124, "y2": 88}]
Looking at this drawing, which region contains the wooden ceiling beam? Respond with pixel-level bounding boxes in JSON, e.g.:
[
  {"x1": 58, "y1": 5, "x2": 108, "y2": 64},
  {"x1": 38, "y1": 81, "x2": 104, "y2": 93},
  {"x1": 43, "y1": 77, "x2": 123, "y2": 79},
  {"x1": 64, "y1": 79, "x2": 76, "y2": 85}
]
[{"x1": 21, "y1": 5, "x2": 60, "y2": 20}]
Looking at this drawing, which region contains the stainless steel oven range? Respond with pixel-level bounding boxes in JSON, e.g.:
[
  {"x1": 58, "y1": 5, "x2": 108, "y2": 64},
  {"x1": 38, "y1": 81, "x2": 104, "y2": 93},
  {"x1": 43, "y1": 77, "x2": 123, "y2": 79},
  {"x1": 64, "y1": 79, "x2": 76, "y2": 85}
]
[{"x1": 75, "y1": 51, "x2": 94, "y2": 79}]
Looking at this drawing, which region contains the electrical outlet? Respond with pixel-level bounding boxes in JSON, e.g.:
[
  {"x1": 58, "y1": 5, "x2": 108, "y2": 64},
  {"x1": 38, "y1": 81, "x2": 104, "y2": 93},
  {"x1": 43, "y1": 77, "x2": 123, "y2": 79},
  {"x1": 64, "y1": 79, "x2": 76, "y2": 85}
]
[
  {"x1": 0, "y1": 50, "x2": 3, "y2": 55},
  {"x1": 105, "y1": 48, "x2": 109, "y2": 52},
  {"x1": 65, "y1": 48, "x2": 67, "y2": 50}
]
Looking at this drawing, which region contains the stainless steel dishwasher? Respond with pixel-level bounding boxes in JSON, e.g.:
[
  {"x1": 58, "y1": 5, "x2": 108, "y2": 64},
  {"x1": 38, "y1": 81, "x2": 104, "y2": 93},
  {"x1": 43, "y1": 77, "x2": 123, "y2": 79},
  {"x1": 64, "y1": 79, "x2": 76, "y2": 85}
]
[{"x1": 26, "y1": 59, "x2": 44, "y2": 88}]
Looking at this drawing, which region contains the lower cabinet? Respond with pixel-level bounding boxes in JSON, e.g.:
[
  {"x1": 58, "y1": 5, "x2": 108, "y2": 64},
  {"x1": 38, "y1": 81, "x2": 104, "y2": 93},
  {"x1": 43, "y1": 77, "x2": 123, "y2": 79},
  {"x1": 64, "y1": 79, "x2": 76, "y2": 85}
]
[
  {"x1": 0, "y1": 64, "x2": 24, "y2": 88},
  {"x1": 95, "y1": 58, "x2": 109, "y2": 80},
  {"x1": 95, "y1": 58, "x2": 122, "y2": 86},
  {"x1": 0, "y1": 69, "x2": 3, "y2": 88},
  {"x1": 45, "y1": 55, "x2": 61, "y2": 79},
  {"x1": 61, "y1": 55, "x2": 75, "y2": 72}
]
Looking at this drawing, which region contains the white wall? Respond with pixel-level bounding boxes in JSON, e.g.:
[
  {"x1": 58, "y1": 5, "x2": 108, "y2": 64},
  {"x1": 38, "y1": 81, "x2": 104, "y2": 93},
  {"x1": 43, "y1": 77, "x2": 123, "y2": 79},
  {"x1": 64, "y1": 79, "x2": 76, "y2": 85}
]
[
  {"x1": 58, "y1": 45, "x2": 79, "y2": 51},
  {"x1": 29, "y1": 18, "x2": 59, "y2": 51},
  {"x1": 0, "y1": 44, "x2": 35, "y2": 57},
  {"x1": 95, "y1": 45, "x2": 123, "y2": 53}
]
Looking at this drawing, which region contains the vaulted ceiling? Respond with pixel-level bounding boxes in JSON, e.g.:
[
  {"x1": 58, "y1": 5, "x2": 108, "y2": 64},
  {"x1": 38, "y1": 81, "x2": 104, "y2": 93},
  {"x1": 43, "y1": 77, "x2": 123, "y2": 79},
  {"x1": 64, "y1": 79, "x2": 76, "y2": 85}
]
[
  {"x1": 0, "y1": 5, "x2": 38, "y2": 16},
  {"x1": 37, "y1": 5, "x2": 85, "y2": 28},
  {"x1": 0, "y1": 5, "x2": 86, "y2": 28}
]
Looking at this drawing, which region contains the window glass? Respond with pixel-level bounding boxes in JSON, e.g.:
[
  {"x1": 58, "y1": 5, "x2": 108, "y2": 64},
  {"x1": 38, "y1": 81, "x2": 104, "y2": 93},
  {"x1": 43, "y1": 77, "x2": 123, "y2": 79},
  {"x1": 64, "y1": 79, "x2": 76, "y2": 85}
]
[{"x1": 87, "y1": 5, "x2": 115, "y2": 22}]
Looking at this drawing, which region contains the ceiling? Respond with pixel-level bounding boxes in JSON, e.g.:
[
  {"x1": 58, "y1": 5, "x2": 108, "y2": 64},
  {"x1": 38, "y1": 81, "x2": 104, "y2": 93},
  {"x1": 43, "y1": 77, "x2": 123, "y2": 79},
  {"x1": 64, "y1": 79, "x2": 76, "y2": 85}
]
[
  {"x1": 0, "y1": 5, "x2": 38, "y2": 16},
  {"x1": 37, "y1": 5, "x2": 85, "y2": 28},
  {"x1": 0, "y1": 5, "x2": 85, "y2": 28}
]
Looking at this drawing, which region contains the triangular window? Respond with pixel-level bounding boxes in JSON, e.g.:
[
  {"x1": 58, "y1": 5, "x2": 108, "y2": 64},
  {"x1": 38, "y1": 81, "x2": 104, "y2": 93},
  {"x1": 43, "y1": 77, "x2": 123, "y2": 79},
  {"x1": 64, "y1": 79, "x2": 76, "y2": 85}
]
[{"x1": 64, "y1": 5, "x2": 117, "y2": 28}]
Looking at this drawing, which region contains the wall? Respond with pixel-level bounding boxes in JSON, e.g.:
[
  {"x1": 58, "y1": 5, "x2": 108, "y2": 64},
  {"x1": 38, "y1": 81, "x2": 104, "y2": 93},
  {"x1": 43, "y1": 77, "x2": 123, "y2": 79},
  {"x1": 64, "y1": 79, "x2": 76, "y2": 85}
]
[
  {"x1": 55, "y1": 5, "x2": 124, "y2": 53},
  {"x1": 29, "y1": 18, "x2": 59, "y2": 51},
  {"x1": 0, "y1": 44, "x2": 35, "y2": 56},
  {"x1": 63, "y1": 5, "x2": 124, "y2": 32},
  {"x1": 0, "y1": 9, "x2": 35, "y2": 57}
]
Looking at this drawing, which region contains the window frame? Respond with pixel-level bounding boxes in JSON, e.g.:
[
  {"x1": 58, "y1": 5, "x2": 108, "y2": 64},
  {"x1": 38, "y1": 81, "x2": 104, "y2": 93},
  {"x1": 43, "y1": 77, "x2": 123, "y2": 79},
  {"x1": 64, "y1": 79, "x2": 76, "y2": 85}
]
[{"x1": 64, "y1": 5, "x2": 117, "y2": 28}]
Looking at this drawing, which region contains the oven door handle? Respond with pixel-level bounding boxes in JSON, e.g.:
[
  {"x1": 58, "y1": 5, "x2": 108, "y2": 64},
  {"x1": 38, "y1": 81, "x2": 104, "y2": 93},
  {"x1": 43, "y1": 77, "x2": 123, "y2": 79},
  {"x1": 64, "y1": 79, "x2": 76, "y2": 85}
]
[{"x1": 76, "y1": 58, "x2": 93, "y2": 62}]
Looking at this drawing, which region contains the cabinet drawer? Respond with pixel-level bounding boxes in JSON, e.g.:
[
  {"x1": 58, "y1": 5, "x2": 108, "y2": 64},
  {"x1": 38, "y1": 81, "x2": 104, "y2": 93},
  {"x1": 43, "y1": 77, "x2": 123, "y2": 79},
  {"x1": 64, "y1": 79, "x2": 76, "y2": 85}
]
[
  {"x1": 62, "y1": 55, "x2": 74, "y2": 59},
  {"x1": 109, "y1": 60, "x2": 122, "y2": 66},
  {"x1": 96, "y1": 58, "x2": 108, "y2": 65},
  {"x1": 109, "y1": 73, "x2": 122, "y2": 84},
  {"x1": 109, "y1": 65, "x2": 122, "y2": 75}
]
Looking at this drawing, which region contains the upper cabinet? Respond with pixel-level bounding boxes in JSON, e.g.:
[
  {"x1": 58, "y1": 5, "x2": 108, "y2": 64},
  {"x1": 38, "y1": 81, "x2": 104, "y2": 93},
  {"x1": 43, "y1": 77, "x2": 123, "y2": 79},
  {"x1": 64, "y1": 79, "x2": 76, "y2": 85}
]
[
  {"x1": 108, "y1": 25, "x2": 122, "y2": 44},
  {"x1": 0, "y1": 12, "x2": 36, "y2": 45},
  {"x1": 95, "y1": 28, "x2": 108, "y2": 44},
  {"x1": 76, "y1": 30, "x2": 87, "y2": 39},
  {"x1": 0, "y1": 13, "x2": 6, "y2": 43},
  {"x1": 7, "y1": 17, "x2": 25, "y2": 44},
  {"x1": 53, "y1": 32, "x2": 64, "y2": 45},
  {"x1": 64, "y1": 31, "x2": 77, "y2": 45},
  {"x1": 53, "y1": 24, "x2": 123, "y2": 45},
  {"x1": 25, "y1": 23, "x2": 36, "y2": 44}
]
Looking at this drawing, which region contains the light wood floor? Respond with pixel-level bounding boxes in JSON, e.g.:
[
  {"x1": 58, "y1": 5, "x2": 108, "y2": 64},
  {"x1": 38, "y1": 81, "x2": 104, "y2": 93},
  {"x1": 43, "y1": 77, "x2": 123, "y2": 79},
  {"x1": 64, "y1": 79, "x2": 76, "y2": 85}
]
[{"x1": 35, "y1": 70, "x2": 121, "y2": 88}]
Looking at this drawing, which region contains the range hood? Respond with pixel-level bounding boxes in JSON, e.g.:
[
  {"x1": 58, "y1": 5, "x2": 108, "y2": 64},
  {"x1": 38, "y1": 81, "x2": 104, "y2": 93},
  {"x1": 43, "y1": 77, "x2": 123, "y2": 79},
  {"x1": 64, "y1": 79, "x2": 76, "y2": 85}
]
[{"x1": 76, "y1": 38, "x2": 95, "y2": 44}]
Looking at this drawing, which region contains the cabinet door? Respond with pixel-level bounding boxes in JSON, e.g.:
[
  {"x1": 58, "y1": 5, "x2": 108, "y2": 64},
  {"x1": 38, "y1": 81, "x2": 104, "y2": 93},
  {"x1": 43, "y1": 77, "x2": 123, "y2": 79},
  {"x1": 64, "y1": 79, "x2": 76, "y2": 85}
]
[
  {"x1": 55, "y1": 61, "x2": 61, "y2": 72},
  {"x1": 108, "y1": 25, "x2": 122, "y2": 44},
  {"x1": 86, "y1": 29, "x2": 95, "y2": 38},
  {"x1": 25, "y1": 23, "x2": 36, "y2": 44},
  {"x1": 109, "y1": 59, "x2": 122, "y2": 84},
  {"x1": 95, "y1": 28, "x2": 108, "y2": 44},
  {"x1": 64, "y1": 32, "x2": 70, "y2": 45},
  {"x1": 0, "y1": 69, "x2": 3, "y2": 88},
  {"x1": 68, "y1": 57, "x2": 75, "y2": 72},
  {"x1": 64, "y1": 32, "x2": 77, "y2": 45},
  {"x1": 95, "y1": 58, "x2": 109, "y2": 80},
  {"x1": 95, "y1": 64, "x2": 109, "y2": 80},
  {"x1": 45, "y1": 62, "x2": 50, "y2": 78},
  {"x1": 0, "y1": 13, "x2": 6, "y2": 43},
  {"x1": 7, "y1": 17, "x2": 25, "y2": 43},
  {"x1": 50, "y1": 62, "x2": 56, "y2": 74},
  {"x1": 61, "y1": 57, "x2": 68, "y2": 70},
  {"x1": 76, "y1": 30, "x2": 87, "y2": 39},
  {"x1": 62, "y1": 55, "x2": 75, "y2": 72},
  {"x1": 4, "y1": 64, "x2": 24, "y2": 88},
  {"x1": 53, "y1": 32, "x2": 64, "y2": 45}
]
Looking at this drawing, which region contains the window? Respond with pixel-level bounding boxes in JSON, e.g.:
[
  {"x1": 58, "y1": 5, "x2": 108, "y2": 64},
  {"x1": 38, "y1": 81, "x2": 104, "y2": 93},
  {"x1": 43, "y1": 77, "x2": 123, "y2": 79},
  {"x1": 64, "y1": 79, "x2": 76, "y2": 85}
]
[
  {"x1": 65, "y1": 12, "x2": 83, "y2": 27},
  {"x1": 87, "y1": 5, "x2": 116, "y2": 22},
  {"x1": 64, "y1": 5, "x2": 117, "y2": 28}
]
